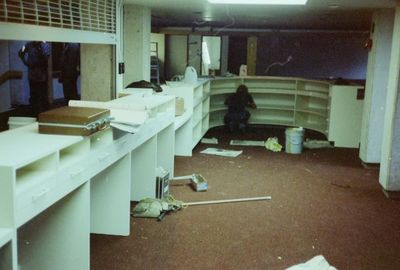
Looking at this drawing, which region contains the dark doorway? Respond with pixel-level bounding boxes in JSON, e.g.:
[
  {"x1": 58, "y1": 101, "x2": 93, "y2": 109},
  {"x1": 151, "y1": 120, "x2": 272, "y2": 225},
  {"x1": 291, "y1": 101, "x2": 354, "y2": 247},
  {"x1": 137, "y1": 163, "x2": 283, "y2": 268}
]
[{"x1": 227, "y1": 36, "x2": 247, "y2": 76}]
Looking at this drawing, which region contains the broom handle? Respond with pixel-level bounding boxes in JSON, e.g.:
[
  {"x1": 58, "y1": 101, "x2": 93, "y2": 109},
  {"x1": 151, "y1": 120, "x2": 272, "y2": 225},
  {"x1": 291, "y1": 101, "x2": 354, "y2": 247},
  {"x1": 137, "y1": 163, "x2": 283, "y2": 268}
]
[{"x1": 185, "y1": 196, "x2": 271, "y2": 206}]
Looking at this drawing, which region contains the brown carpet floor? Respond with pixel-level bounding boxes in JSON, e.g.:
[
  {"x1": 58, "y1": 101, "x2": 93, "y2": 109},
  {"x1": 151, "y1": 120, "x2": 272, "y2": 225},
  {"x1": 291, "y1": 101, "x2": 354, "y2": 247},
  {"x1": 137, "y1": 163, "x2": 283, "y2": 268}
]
[{"x1": 91, "y1": 126, "x2": 400, "y2": 270}]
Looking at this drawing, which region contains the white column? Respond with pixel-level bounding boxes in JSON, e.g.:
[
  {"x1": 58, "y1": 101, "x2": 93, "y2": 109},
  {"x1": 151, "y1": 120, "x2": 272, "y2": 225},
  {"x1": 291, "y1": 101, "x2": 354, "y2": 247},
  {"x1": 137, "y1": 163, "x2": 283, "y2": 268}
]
[
  {"x1": 360, "y1": 9, "x2": 395, "y2": 163},
  {"x1": 123, "y1": 5, "x2": 151, "y2": 87},
  {"x1": 380, "y1": 6, "x2": 400, "y2": 191}
]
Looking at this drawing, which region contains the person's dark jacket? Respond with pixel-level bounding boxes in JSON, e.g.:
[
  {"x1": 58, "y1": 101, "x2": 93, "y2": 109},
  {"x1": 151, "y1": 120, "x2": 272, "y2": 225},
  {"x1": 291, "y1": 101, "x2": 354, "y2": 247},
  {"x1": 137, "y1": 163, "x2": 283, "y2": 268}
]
[
  {"x1": 18, "y1": 41, "x2": 50, "y2": 82},
  {"x1": 225, "y1": 91, "x2": 256, "y2": 114},
  {"x1": 224, "y1": 89, "x2": 256, "y2": 124},
  {"x1": 60, "y1": 43, "x2": 80, "y2": 81}
]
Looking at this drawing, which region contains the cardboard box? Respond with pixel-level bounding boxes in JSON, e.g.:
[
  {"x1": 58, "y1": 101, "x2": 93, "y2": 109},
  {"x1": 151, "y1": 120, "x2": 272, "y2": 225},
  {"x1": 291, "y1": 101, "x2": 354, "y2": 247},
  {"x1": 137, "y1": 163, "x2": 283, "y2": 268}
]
[{"x1": 38, "y1": 106, "x2": 111, "y2": 136}]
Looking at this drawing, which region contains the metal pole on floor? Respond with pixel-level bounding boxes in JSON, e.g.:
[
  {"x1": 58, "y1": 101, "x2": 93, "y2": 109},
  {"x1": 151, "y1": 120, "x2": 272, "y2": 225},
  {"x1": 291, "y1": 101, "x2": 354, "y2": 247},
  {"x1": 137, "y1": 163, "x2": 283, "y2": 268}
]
[{"x1": 185, "y1": 196, "x2": 272, "y2": 206}]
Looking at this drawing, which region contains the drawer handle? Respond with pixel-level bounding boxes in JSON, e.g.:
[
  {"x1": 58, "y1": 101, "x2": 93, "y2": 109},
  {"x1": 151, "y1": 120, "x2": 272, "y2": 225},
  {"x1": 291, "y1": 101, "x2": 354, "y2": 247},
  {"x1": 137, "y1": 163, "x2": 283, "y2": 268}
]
[
  {"x1": 32, "y1": 188, "x2": 50, "y2": 202},
  {"x1": 98, "y1": 152, "x2": 110, "y2": 161},
  {"x1": 70, "y1": 168, "x2": 84, "y2": 178}
]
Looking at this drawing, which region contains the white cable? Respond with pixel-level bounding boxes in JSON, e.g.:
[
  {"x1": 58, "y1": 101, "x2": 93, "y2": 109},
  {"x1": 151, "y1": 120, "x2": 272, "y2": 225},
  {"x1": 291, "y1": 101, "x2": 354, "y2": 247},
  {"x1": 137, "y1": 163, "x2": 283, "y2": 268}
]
[{"x1": 265, "y1": 55, "x2": 293, "y2": 75}]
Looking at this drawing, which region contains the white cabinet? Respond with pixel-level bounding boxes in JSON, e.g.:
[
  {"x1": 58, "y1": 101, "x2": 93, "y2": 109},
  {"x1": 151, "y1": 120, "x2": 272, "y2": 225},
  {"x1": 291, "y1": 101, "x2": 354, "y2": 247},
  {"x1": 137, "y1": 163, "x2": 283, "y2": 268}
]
[
  {"x1": 111, "y1": 93, "x2": 176, "y2": 198},
  {"x1": 328, "y1": 85, "x2": 364, "y2": 148},
  {"x1": 163, "y1": 79, "x2": 210, "y2": 156},
  {"x1": 0, "y1": 92, "x2": 175, "y2": 269},
  {"x1": 0, "y1": 235, "x2": 13, "y2": 270},
  {"x1": 0, "y1": 125, "x2": 92, "y2": 269}
]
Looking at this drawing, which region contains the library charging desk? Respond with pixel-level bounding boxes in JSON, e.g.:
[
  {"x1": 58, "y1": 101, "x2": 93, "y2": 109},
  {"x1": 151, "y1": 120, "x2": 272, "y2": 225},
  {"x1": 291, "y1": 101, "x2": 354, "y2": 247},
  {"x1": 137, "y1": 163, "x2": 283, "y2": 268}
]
[
  {"x1": 163, "y1": 79, "x2": 210, "y2": 156},
  {"x1": 209, "y1": 76, "x2": 363, "y2": 148},
  {"x1": 0, "y1": 105, "x2": 175, "y2": 269}
]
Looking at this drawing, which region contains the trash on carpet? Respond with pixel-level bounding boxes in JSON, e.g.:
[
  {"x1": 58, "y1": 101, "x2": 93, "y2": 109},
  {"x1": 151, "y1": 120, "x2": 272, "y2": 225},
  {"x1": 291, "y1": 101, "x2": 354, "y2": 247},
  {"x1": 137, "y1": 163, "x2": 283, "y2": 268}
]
[
  {"x1": 230, "y1": 140, "x2": 265, "y2": 146},
  {"x1": 265, "y1": 137, "x2": 282, "y2": 152},
  {"x1": 171, "y1": 174, "x2": 208, "y2": 192},
  {"x1": 201, "y1": 137, "x2": 219, "y2": 144},
  {"x1": 131, "y1": 195, "x2": 185, "y2": 221},
  {"x1": 200, "y1": 148, "x2": 243, "y2": 157},
  {"x1": 285, "y1": 255, "x2": 337, "y2": 270},
  {"x1": 303, "y1": 139, "x2": 333, "y2": 149}
]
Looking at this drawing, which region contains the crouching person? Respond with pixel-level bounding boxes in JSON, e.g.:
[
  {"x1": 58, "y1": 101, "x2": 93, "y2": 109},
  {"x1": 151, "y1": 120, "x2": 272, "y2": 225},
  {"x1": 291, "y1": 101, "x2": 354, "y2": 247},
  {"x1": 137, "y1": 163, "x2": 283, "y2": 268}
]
[{"x1": 224, "y1": 84, "x2": 256, "y2": 133}]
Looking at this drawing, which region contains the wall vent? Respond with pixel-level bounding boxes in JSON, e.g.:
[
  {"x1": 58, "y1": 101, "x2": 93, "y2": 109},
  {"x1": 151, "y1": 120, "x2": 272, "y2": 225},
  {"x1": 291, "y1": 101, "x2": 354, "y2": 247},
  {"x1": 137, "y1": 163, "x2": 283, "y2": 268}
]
[{"x1": 0, "y1": 0, "x2": 116, "y2": 34}]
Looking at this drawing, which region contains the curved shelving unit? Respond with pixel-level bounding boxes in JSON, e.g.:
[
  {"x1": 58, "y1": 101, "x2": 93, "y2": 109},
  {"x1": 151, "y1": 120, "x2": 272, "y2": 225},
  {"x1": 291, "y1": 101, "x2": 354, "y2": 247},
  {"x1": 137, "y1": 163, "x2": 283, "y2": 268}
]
[
  {"x1": 210, "y1": 76, "x2": 331, "y2": 136},
  {"x1": 166, "y1": 76, "x2": 362, "y2": 154}
]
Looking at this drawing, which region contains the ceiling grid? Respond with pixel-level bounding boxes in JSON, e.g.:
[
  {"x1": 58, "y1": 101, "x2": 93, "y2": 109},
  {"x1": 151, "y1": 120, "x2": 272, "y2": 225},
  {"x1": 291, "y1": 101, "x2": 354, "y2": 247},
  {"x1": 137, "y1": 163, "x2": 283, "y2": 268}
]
[{"x1": 0, "y1": 0, "x2": 116, "y2": 34}]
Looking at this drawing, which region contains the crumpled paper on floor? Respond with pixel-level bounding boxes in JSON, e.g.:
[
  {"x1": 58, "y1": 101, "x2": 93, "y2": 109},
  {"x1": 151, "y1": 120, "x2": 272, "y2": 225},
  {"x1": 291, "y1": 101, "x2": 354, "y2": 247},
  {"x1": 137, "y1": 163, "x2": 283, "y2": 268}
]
[
  {"x1": 201, "y1": 137, "x2": 219, "y2": 144},
  {"x1": 264, "y1": 137, "x2": 282, "y2": 152},
  {"x1": 286, "y1": 255, "x2": 337, "y2": 270}
]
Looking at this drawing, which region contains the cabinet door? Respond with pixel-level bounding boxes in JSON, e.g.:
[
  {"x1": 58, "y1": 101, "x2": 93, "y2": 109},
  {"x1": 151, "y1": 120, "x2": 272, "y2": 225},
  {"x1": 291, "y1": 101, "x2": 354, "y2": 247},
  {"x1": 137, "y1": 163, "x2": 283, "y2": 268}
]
[{"x1": 328, "y1": 86, "x2": 364, "y2": 148}]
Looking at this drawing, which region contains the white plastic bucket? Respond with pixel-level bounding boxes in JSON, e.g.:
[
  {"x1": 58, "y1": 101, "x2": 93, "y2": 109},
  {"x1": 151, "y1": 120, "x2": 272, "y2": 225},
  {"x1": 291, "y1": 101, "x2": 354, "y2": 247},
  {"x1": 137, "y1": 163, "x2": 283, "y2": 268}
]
[
  {"x1": 8, "y1": 117, "x2": 37, "y2": 130},
  {"x1": 285, "y1": 127, "x2": 305, "y2": 154}
]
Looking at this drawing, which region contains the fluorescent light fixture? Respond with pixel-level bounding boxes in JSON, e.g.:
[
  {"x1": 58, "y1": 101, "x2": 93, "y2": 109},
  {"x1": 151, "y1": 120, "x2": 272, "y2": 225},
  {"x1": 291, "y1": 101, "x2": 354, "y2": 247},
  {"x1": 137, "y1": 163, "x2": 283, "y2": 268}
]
[{"x1": 208, "y1": 0, "x2": 308, "y2": 4}]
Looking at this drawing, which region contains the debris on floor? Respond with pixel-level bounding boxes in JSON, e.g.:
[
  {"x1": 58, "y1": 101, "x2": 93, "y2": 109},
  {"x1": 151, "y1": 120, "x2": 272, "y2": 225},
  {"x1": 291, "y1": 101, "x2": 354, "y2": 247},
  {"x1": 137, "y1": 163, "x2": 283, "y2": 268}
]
[
  {"x1": 171, "y1": 173, "x2": 208, "y2": 191},
  {"x1": 230, "y1": 139, "x2": 265, "y2": 146},
  {"x1": 285, "y1": 255, "x2": 337, "y2": 270},
  {"x1": 303, "y1": 139, "x2": 333, "y2": 149},
  {"x1": 304, "y1": 168, "x2": 313, "y2": 174},
  {"x1": 201, "y1": 137, "x2": 219, "y2": 144},
  {"x1": 132, "y1": 195, "x2": 271, "y2": 220},
  {"x1": 331, "y1": 182, "x2": 351, "y2": 189},
  {"x1": 265, "y1": 137, "x2": 283, "y2": 152},
  {"x1": 200, "y1": 147, "x2": 243, "y2": 157},
  {"x1": 131, "y1": 195, "x2": 185, "y2": 221}
]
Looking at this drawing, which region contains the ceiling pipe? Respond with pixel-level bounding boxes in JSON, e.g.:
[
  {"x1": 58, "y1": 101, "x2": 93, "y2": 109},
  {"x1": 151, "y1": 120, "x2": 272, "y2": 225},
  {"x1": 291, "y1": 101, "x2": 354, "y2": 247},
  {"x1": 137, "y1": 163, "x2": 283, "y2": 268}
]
[{"x1": 154, "y1": 26, "x2": 369, "y2": 35}]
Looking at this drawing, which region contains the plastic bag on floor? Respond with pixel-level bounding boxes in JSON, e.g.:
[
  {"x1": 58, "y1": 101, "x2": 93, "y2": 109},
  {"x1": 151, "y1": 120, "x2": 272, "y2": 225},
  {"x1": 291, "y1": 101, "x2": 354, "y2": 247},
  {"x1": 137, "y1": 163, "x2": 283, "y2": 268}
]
[
  {"x1": 132, "y1": 198, "x2": 169, "y2": 218},
  {"x1": 285, "y1": 255, "x2": 337, "y2": 270},
  {"x1": 265, "y1": 137, "x2": 282, "y2": 152},
  {"x1": 132, "y1": 196, "x2": 186, "y2": 218}
]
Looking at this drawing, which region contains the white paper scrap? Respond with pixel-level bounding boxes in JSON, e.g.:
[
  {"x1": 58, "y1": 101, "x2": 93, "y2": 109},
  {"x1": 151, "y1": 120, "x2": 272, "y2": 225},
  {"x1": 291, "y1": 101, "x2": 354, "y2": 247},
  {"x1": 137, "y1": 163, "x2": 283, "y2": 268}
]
[
  {"x1": 200, "y1": 148, "x2": 242, "y2": 157},
  {"x1": 285, "y1": 255, "x2": 337, "y2": 270},
  {"x1": 111, "y1": 122, "x2": 141, "y2": 134},
  {"x1": 201, "y1": 137, "x2": 219, "y2": 144},
  {"x1": 230, "y1": 140, "x2": 265, "y2": 146}
]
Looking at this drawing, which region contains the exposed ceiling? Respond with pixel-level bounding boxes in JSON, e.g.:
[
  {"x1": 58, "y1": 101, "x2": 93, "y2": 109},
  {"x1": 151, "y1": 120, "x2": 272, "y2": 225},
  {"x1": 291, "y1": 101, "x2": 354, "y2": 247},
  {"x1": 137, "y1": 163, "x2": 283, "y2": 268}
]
[{"x1": 124, "y1": 0, "x2": 397, "y2": 31}]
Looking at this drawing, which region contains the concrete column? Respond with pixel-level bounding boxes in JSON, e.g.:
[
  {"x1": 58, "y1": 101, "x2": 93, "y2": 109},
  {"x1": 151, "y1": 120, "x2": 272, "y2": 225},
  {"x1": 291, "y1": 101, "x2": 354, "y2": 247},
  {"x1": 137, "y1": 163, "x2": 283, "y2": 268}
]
[
  {"x1": 360, "y1": 9, "x2": 395, "y2": 163},
  {"x1": 247, "y1": 36, "x2": 257, "y2": 76},
  {"x1": 80, "y1": 44, "x2": 114, "y2": 101},
  {"x1": 380, "y1": 6, "x2": 400, "y2": 191},
  {"x1": 123, "y1": 5, "x2": 151, "y2": 87}
]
